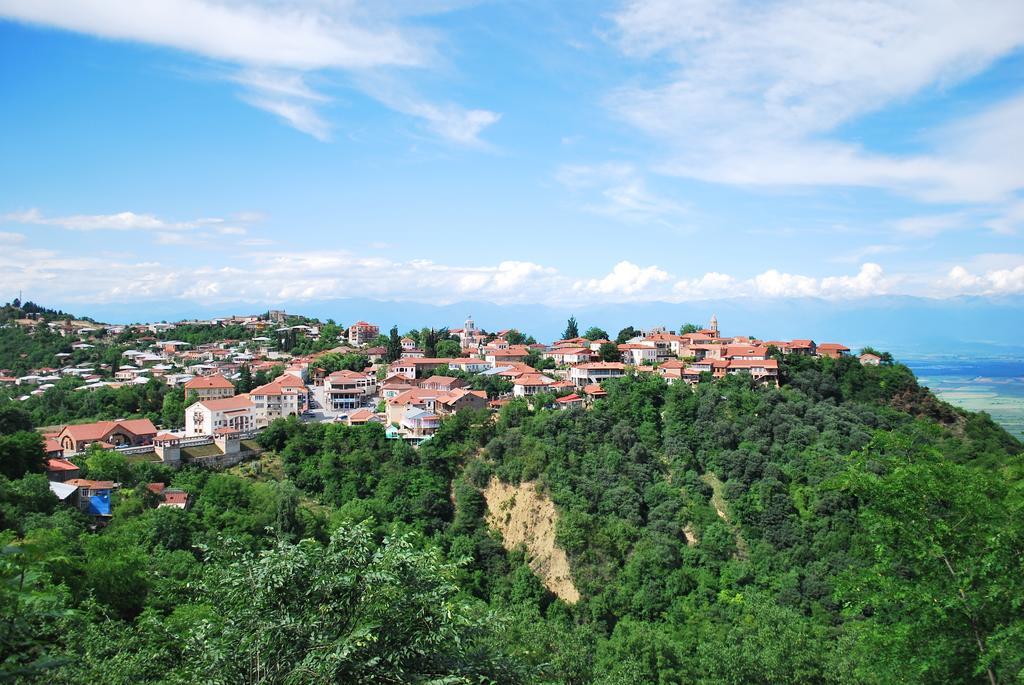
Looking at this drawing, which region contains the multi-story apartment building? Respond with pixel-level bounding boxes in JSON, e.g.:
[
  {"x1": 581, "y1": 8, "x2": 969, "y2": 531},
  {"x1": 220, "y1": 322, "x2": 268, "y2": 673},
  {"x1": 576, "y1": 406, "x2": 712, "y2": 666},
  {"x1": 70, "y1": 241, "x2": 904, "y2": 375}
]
[
  {"x1": 186, "y1": 394, "x2": 256, "y2": 436},
  {"x1": 324, "y1": 370, "x2": 377, "y2": 410},
  {"x1": 348, "y1": 321, "x2": 379, "y2": 346},
  {"x1": 183, "y1": 373, "x2": 236, "y2": 401},
  {"x1": 250, "y1": 375, "x2": 307, "y2": 426},
  {"x1": 569, "y1": 361, "x2": 627, "y2": 387}
]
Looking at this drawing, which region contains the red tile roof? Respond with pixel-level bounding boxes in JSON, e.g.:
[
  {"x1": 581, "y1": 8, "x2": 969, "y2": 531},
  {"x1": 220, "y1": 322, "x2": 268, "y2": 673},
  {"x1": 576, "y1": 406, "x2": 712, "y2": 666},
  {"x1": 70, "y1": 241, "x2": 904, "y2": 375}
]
[
  {"x1": 199, "y1": 394, "x2": 253, "y2": 411},
  {"x1": 162, "y1": 491, "x2": 189, "y2": 506},
  {"x1": 46, "y1": 458, "x2": 79, "y2": 472},
  {"x1": 184, "y1": 374, "x2": 234, "y2": 390},
  {"x1": 58, "y1": 418, "x2": 158, "y2": 442}
]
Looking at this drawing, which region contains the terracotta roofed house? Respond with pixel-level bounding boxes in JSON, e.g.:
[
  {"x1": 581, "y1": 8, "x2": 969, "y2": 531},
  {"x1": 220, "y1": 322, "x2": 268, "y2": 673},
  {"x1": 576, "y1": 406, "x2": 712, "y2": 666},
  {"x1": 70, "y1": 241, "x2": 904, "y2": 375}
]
[
  {"x1": 250, "y1": 375, "x2": 307, "y2": 426},
  {"x1": 570, "y1": 361, "x2": 626, "y2": 387},
  {"x1": 816, "y1": 343, "x2": 851, "y2": 359},
  {"x1": 183, "y1": 373, "x2": 235, "y2": 401},
  {"x1": 186, "y1": 394, "x2": 256, "y2": 436},
  {"x1": 56, "y1": 418, "x2": 158, "y2": 454},
  {"x1": 786, "y1": 339, "x2": 817, "y2": 355},
  {"x1": 420, "y1": 375, "x2": 467, "y2": 392}
]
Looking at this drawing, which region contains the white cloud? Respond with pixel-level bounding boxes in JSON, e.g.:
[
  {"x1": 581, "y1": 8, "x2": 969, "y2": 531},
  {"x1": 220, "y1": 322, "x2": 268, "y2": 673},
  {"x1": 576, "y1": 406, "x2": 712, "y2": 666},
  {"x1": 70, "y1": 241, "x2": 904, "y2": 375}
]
[
  {"x1": 753, "y1": 270, "x2": 819, "y2": 298},
  {"x1": 985, "y1": 200, "x2": 1024, "y2": 235},
  {"x1": 154, "y1": 232, "x2": 191, "y2": 245},
  {"x1": 607, "y1": 0, "x2": 1024, "y2": 203},
  {"x1": 575, "y1": 261, "x2": 670, "y2": 296},
  {"x1": 939, "y1": 264, "x2": 1024, "y2": 295},
  {"x1": 0, "y1": 231, "x2": 25, "y2": 243},
  {"x1": 0, "y1": 0, "x2": 499, "y2": 144},
  {"x1": 0, "y1": 230, "x2": 1007, "y2": 307},
  {"x1": 820, "y1": 263, "x2": 891, "y2": 297},
  {"x1": 3, "y1": 208, "x2": 200, "y2": 231},
  {"x1": 671, "y1": 263, "x2": 893, "y2": 299},
  {"x1": 216, "y1": 226, "x2": 247, "y2": 236},
  {"x1": 674, "y1": 272, "x2": 737, "y2": 298}
]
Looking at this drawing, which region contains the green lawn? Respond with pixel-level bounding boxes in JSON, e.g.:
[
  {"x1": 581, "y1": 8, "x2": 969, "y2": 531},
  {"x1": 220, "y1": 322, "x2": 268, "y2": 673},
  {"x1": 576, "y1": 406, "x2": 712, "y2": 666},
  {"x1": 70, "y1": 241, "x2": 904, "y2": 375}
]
[{"x1": 182, "y1": 443, "x2": 224, "y2": 459}]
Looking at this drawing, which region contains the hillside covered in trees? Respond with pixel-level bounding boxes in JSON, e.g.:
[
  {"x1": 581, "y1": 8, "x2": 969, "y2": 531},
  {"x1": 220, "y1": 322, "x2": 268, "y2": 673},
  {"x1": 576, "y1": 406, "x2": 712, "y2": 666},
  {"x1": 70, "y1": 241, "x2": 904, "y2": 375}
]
[{"x1": 2, "y1": 354, "x2": 1022, "y2": 683}]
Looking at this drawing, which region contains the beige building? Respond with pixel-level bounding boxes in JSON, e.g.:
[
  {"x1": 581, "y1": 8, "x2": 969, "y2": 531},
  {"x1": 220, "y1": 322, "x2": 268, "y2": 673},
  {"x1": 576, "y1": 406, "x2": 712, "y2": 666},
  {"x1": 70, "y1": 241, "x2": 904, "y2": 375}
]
[
  {"x1": 186, "y1": 394, "x2": 255, "y2": 436},
  {"x1": 250, "y1": 375, "x2": 307, "y2": 426},
  {"x1": 183, "y1": 373, "x2": 235, "y2": 401}
]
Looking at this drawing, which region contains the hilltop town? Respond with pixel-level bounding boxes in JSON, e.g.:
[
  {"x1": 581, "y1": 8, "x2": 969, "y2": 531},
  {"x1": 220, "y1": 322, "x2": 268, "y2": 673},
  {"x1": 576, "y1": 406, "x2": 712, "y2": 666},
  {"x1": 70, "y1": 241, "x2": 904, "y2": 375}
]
[{"x1": 0, "y1": 300, "x2": 884, "y2": 517}]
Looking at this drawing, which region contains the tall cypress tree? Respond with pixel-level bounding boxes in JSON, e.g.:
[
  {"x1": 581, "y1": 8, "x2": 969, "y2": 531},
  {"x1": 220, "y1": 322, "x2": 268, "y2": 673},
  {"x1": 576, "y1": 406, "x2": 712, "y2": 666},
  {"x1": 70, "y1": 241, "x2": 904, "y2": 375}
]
[
  {"x1": 563, "y1": 316, "x2": 579, "y2": 340},
  {"x1": 386, "y1": 326, "x2": 402, "y2": 362}
]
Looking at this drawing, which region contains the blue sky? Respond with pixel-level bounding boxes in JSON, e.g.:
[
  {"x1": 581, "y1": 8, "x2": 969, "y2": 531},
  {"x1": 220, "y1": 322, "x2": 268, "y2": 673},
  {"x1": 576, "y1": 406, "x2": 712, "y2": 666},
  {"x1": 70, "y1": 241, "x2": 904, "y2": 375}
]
[{"x1": 0, "y1": 0, "x2": 1023, "y2": 316}]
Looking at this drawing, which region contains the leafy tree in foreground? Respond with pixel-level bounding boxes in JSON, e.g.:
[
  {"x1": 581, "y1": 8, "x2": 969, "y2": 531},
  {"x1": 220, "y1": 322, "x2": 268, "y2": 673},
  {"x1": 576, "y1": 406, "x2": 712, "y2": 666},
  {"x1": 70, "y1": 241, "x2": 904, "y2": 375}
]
[
  {"x1": 835, "y1": 431, "x2": 1024, "y2": 684},
  {"x1": 194, "y1": 522, "x2": 524, "y2": 684}
]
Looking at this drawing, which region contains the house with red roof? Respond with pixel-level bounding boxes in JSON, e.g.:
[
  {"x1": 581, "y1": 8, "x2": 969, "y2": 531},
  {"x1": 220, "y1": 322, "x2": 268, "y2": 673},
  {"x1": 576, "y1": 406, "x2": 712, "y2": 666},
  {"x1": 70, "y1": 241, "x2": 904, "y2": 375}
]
[
  {"x1": 570, "y1": 362, "x2": 626, "y2": 387},
  {"x1": 183, "y1": 373, "x2": 235, "y2": 401},
  {"x1": 250, "y1": 374, "x2": 307, "y2": 425},
  {"x1": 186, "y1": 394, "x2": 256, "y2": 436},
  {"x1": 555, "y1": 393, "x2": 585, "y2": 409},
  {"x1": 45, "y1": 458, "x2": 80, "y2": 482},
  {"x1": 816, "y1": 343, "x2": 851, "y2": 359},
  {"x1": 55, "y1": 418, "x2": 158, "y2": 454}
]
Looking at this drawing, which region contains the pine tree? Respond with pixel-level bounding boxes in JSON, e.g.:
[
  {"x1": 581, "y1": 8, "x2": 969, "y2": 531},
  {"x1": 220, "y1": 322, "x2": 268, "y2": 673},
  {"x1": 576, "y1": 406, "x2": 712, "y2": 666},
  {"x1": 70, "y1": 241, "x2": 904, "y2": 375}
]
[
  {"x1": 386, "y1": 326, "x2": 402, "y2": 362},
  {"x1": 563, "y1": 316, "x2": 579, "y2": 340}
]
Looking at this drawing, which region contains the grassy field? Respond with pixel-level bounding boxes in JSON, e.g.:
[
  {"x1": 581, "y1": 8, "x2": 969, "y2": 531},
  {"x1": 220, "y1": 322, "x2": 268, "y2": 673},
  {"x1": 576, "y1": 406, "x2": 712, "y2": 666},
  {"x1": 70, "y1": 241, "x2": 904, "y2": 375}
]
[
  {"x1": 125, "y1": 452, "x2": 162, "y2": 463},
  {"x1": 181, "y1": 443, "x2": 224, "y2": 459}
]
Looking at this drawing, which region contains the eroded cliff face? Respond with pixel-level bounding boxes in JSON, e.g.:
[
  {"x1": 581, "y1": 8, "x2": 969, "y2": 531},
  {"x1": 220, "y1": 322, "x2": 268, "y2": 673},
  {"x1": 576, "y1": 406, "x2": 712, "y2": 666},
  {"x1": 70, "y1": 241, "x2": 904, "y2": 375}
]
[{"x1": 483, "y1": 477, "x2": 580, "y2": 604}]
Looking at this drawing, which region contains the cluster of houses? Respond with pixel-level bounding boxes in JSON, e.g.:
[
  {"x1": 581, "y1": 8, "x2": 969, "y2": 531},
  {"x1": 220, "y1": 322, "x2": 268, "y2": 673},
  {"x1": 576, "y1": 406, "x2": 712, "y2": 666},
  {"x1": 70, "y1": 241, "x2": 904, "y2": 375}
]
[
  {"x1": 18, "y1": 312, "x2": 874, "y2": 494},
  {"x1": 45, "y1": 438, "x2": 190, "y2": 520},
  {"x1": 12, "y1": 309, "x2": 878, "y2": 519}
]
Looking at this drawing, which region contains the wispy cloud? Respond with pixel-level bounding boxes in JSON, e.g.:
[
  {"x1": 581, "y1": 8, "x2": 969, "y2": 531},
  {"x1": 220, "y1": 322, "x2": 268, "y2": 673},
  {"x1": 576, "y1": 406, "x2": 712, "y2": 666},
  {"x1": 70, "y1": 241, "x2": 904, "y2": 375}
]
[
  {"x1": 557, "y1": 163, "x2": 687, "y2": 223},
  {"x1": 0, "y1": 0, "x2": 499, "y2": 144},
  {"x1": 831, "y1": 244, "x2": 906, "y2": 264},
  {"x1": 1, "y1": 208, "x2": 223, "y2": 231},
  {"x1": 606, "y1": 0, "x2": 1024, "y2": 204}
]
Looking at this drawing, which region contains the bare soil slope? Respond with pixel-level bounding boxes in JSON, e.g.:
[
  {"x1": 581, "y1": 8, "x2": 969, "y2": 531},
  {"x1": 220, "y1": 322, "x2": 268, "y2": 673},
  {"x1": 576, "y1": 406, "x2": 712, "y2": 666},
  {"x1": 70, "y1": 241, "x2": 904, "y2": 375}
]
[{"x1": 483, "y1": 477, "x2": 580, "y2": 604}]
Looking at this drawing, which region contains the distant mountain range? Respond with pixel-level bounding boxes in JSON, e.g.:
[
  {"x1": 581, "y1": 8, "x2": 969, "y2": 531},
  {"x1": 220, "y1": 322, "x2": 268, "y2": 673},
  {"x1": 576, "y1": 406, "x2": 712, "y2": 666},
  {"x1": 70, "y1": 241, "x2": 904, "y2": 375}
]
[{"x1": 67, "y1": 294, "x2": 1024, "y2": 359}]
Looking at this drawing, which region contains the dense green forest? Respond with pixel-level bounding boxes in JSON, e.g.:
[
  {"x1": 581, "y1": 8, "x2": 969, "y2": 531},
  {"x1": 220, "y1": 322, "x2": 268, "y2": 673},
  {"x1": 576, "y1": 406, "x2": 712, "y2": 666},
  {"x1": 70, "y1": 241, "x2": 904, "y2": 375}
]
[{"x1": 1, "y1": 355, "x2": 1022, "y2": 683}]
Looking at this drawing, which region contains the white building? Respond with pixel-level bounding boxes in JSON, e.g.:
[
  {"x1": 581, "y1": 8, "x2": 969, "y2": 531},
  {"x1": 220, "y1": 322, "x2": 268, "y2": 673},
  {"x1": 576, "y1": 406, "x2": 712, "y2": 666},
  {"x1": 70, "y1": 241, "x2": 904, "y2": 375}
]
[
  {"x1": 569, "y1": 362, "x2": 627, "y2": 387},
  {"x1": 324, "y1": 370, "x2": 377, "y2": 410},
  {"x1": 186, "y1": 394, "x2": 255, "y2": 436}
]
